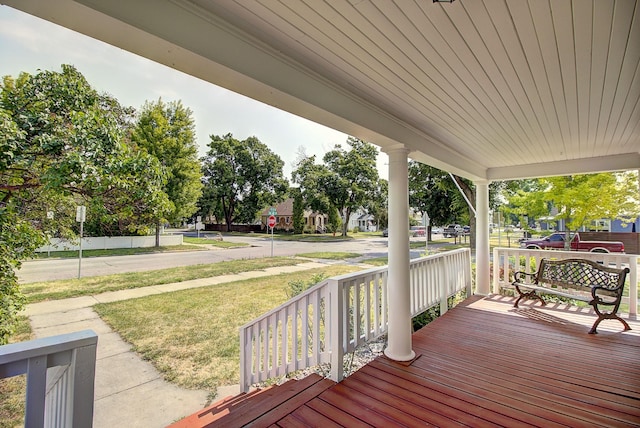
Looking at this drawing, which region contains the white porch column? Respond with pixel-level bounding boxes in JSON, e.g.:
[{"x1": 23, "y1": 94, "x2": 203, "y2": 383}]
[
  {"x1": 383, "y1": 146, "x2": 415, "y2": 362},
  {"x1": 475, "y1": 180, "x2": 491, "y2": 295}
]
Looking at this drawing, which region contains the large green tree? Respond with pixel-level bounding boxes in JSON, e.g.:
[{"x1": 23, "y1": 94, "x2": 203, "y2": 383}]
[
  {"x1": 292, "y1": 137, "x2": 379, "y2": 236},
  {"x1": 291, "y1": 154, "x2": 330, "y2": 214},
  {"x1": 131, "y1": 99, "x2": 202, "y2": 243},
  {"x1": 408, "y1": 162, "x2": 462, "y2": 238},
  {"x1": 507, "y1": 173, "x2": 639, "y2": 246},
  {"x1": 364, "y1": 178, "x2": 389, "y2": 230},
  {"x1": 199, "y1": 134, "x2": 288, "y2": 231},
  {"x1": 408, "y1": 162, "x2": 504, "y2": 247},
  {"x1": 0, "y1": 65, "x2": 168, "y2": 343}
]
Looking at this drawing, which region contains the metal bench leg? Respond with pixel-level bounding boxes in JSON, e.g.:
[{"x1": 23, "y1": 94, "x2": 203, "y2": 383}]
[
  {"x1": 589, "y1": 313, "x2": 632, "y2": 334},
  {"x1": 513, "y1": 288, "x2": 546, "y2": 308}
]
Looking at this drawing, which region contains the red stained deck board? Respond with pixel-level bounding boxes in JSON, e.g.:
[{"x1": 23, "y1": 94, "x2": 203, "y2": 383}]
[
  {"x1": 304, "y1": 399, "x2": 372, "y2": 428},
  {"x1": 170, "y1": 296, "x2": 640, "y2": 427},
  {"x1": 244, "y1": 378, "x2": 335, "y2": 427},
  {"x1": 205, "y1": 374, "x2": 326, "y2": 428}
]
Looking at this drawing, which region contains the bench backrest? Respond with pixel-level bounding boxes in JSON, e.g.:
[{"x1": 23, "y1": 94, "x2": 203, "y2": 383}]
[{"x1": 537, "y1": 258, "x2": 628, "y2": 297}]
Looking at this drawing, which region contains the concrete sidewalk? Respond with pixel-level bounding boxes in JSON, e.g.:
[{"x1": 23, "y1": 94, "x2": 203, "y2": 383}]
[{"x1": 24, "y1": 261, "x2": 327, "y2": 428}]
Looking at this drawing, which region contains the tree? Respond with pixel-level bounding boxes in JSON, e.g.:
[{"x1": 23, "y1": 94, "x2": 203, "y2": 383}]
[
  {"x1": 365, "y1": 178, "x2": 389, "y2": 230},
  {"x1": 326, "y1": 204, "x2": 342, "y2": 236},
  {"x1": 0, "y1": 65, "x2": 168, "y2": 343},
  {"x1": 500, "y1": 179, "x2": 549, "y2": 231},
  {"x1": 291, "y1": 154, "x2": 330, "y2": 214},
  {"x1": 0, "y1": 207, "x2": 45, "y2": 344},
  {"x1": 292, "y1": 137, "x2": 379, "y2": 236},
  {"x1": 324, "y1": 138, "x2": 379, "y2": 236},
  {"x1": 508, "y1": 173, "x2": 640, "y2": 247},
  {"x1": 132, "y1": 99, "x2": 202, "y2": 244},
  {"x1": 291, "y1": 188, "x2": 305, "y2": 234},
  {"x1": 200, "y1": 134, "x2": 288, "y2": 231},
  {"x1": 408, "y1": 161, "x2": 505, "y2": 247},
  {"x1": 408, "y1": 162, "x2": 462, "y2": 239}
]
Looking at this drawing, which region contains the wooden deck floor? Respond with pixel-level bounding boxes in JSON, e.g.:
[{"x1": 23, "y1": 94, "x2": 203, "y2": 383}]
[{"x1": 171, "y1": 295, "x2": 640, "y2": 427}]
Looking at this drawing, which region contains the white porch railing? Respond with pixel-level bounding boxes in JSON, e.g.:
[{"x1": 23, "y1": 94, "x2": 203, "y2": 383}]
[
  {"x1": 0, "y1": 330, "x2": 98, "y2": 428},
  {"x1": 239, "y1": 248, "x2": 472, "y2": 392},
  {"x1": 492, "y1": 247, "x2": 638, "y2": 319}
]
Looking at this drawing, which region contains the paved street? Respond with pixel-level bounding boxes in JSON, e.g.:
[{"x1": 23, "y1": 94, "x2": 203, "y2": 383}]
[{"x1": 17, "y1": 235, "x2": 401, "y2": 283}]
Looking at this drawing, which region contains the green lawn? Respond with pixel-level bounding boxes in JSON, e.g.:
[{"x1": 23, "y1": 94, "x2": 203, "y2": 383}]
[
  {"x1": 22, "y1": 257, "x2": 302, "y2": 303},
  {"x1": 183, "y1": 237, "x2": 249, "y2": 248},
  {"x1": 296, "y1": 252, "x2": 362, "y2": 260},
  {"x1": 94, "y1": 265, "x2": 362, "y2": 395}
]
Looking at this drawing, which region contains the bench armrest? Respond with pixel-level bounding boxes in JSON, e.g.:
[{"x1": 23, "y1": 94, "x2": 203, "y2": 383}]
[
  {"x1": 591, "y1": 284, "x2": 624, "y2": 300},
  {"x1": 512, "y1": 271, "x2": 537, "y2": 284}
]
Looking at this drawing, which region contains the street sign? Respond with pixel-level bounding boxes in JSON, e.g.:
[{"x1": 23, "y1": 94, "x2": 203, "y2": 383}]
[
  {"x1": 268, "y1": 207, "x2": 277, "y2": 216},
  {"x1": 76, "y1": 205, "x2": 86, "y2": 222},
  {"x1": 268, "y1": 215, "x2": 276, "y2": 228}
]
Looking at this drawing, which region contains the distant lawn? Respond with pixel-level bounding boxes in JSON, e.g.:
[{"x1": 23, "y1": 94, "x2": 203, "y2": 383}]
[
  {"x1": 94, "y1": 265, "x2": 363, "y2": 395},
  {"x1": 272, "y1": 233, "x2": 354, "y2": 242},
  {"x1": 35, "y1": 244, "x2": 205, "y2": 259},
  {"x1": 296, "y1": 252, "x2": 361, "y2": 260},
  {"x1": 364, "y1": 257, "x2": 388, "y2": 266},
  {"x1": 22, "y1": 257, "x2": 302, "y2": 303},
  {"x1": 183, "y1": 237, "x2": 249, "y2": 248}
]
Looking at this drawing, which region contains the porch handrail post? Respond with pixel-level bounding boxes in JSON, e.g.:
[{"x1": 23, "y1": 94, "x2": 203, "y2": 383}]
[
  {"x1": 439, "y1": 270, "x2": 448, "y2": 315},
  {"x1": 25, "y1": 355, "x2": 47, "y2": 427},
  {"x1": 629, "y1": 255, "x2": 638, "y2": 319},
  {"x1": 71, "y1": 340, "x2": 97, "y2": 426},
  {"x1": 329, "y1": 278, "x2": 344, "y2": 382},
  {"x1": 492, "y1": 247, "x2": 500, "y2": 294}
]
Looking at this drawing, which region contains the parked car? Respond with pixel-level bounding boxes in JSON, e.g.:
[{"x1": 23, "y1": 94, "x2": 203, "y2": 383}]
[
  {"x1": 431, "y1": 226, "x2": 443, "y2": 235},
  {"x1": 382, "y1": 228, "x2": 388, "y2": 237},
  {"x1": 462, "y1": 225, "x2": 470, "y2": 234},
  {"x1": 443, "y1": 224, "x2": 462, "y2": 237},
  {"x1": 519, "y1": 232, "x2": 625, "y2": 253},
  {"x1": 410, "y1": 226, "x2": 426, "y2": 237}
]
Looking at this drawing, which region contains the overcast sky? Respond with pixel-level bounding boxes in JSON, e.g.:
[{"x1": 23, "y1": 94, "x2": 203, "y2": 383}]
[{"x1": 0, "y1": 6, "x2": 388, "y2": 180}]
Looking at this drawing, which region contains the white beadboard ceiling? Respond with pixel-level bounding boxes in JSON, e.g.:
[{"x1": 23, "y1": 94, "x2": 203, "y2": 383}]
[{"x1": 4, "y1": 0, "x2": 640, "y2": 181}]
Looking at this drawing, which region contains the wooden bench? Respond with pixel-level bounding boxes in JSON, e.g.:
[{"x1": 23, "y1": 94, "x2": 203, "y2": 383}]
[{"x1": 512, "y1": 258, "x2": 631, "y2": 334}]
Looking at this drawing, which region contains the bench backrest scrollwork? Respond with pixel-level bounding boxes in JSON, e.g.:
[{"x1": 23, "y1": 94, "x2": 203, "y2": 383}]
[{"x1": 537, "y1": 258, "x2": 629, "y2": 298}]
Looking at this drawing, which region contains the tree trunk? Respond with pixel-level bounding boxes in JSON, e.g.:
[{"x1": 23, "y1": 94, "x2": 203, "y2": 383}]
[
  {"x1": 452, "y1": 176, "x2": 476, "y2": 249},
  {"x1": 342, "y1": 207, "x2": 351, "y2": 237},
  {"x1": 155, "y1": 219, "x2": 161, "y2": 247}
]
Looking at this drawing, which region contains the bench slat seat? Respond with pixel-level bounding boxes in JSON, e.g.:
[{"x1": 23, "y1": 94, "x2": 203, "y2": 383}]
[{"x1": 512, "y1": 258, "x2": 631, "y2": 334}]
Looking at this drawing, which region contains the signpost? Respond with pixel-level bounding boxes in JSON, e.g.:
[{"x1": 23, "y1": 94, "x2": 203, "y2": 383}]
[
  {"x1": 423, "y1": 213, "x2": 430, "y2": 254},
  {"x1": 76, "y1": 205, "x2": 86, "y2": 278},
  {"x1": 46, "y1": 211, "x2": 54, "y2": 257},
  {"x1": 196, "y1": 215, "x2": 202, "y2": 238},
  {"x1": 268, "y1": 214, "x2": 276, "y2": 257}
]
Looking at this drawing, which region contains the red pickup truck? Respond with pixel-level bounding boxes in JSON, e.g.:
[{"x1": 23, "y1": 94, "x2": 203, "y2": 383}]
[{"x1": 520, "y1": 232, "x2": 625, "y2": 253}]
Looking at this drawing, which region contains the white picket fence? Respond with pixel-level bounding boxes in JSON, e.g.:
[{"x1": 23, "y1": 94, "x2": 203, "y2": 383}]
[
  {"x1": 239, "y1": 248, "x2": 472, "y2": 392},
  {"x1": 492, "y1": 247, "x2": 638, "y2": 318},
  {"x1": 36, "y1": 235, "x2": 183, "y2": 252},
  {"x1": 0, "y1": 330, "x2": 98, "y2": 427}
]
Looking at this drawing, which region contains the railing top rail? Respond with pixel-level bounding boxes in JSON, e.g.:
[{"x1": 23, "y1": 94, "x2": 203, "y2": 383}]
[
  {"x1": 410, "y1": 248, "x2": 469, "y2": 264},
  {"x1": 329, "y1": 265, "x2": 388, "y2": 281},
  {"x1": 0, "y1": 330, "x2": 97, "y2": 365},
  {"x1": 493, "y1": 247, "x2": 638, "y2": 260}
]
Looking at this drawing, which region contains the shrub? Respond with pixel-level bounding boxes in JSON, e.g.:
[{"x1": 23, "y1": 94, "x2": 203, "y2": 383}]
[{"x1": 286, "y1": 273, "x2": 328, "y2": 298}]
